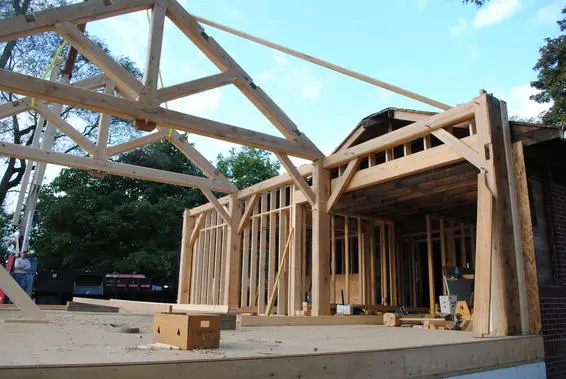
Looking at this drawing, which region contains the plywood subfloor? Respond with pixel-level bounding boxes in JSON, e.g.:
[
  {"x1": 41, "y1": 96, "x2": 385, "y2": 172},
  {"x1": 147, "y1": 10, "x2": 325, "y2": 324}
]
[{"x1": 0, "y1": 310, "x2": 524, "y2": 366}]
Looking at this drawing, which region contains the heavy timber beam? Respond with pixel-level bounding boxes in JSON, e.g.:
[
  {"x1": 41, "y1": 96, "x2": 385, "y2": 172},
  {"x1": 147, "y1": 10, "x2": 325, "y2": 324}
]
[
  {"x1": 0, "y1": 69, "x2": 320, "y2": 160},
  {"x1": 106, "y1": 130, "x2": 167, "y2": 157},
  {"x1": 165, "y1": 0, "x2": 323, "y2": 158},
  {"x1": 326, "y1": 158, "x2": 360, "y2": 212},
  {"x1": 177, "y1": 210, "x2": 194, "y2": 304},
  {"x1": 275, "y1": 153, "x2": 315, "y2": 205},
  {"x1": 223, "y1": 195, "x2": 243, "y2": 307},
  {"x1": 0, "y1": 0, "x2": 154, "y2": 41},
  {"x1": 324, "y1": 102, "x2": 475, "y2": 168},
  {"x1": 200, "y1": 187, "x2": 232, "y2": 223},
  {"x1": 157, "y1": 72, "x2": 239, "y2": 103},
  {"x1": 311, "y1": 160, "x2": 331, "y2": 316},
  {"x1": 431, "y1": 128, "x2": 484, "y2": 170},
  {"x1": 138, "y1": 0, "x2": 167, "y2": 105},
  {"x1": 0, "y1": 73, "x2": 106, "y2": 120},
  {"x1": 0, "y1": 141, "x2": 235, "y2": 193},
  {"x1": 166, "y1": 129, "x2": 234, "y2": 186},
  {"x1": 237, "y1": 194, "x2": 258, "y2": 234},
  {"x1": 55, "y1": 22, "x2": 143, "y2": 99}
]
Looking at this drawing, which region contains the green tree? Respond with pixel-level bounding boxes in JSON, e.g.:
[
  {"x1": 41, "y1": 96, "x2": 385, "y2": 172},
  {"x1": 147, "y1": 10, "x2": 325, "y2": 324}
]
[
  {"x1": 530, "y1": 8, "x2": 565, "y2": 125},
  {"x1": 216, "y1": 147, "x2": 280, "y2": 190},
  {"x1": 31, "y1": 139, "x2": 206, "y2": 283}
]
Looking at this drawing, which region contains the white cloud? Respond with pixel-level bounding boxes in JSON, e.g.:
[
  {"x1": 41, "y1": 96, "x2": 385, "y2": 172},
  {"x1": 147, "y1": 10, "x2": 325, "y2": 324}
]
[
  {"x1": 301, "y1": 79, "x2": 323, "y2": 100},
  {"x1": 504, "y1": 84, "x2": 551, "y2": 120},
  {"x1": 259, "y1": 52, "x2": 324, "y2": 101},
  {"x1": 417, "y1": 0, "x2": 428, "y2": 10},
  {"x1": 473, "y1": 0, "x2": 519, "y2": 28},
  {"x1": 536, "y1": 1, "x2": 563, "y2": 24},
  {"x1": 449, "y1": 17, "x2": 469, "y2": 36},
  {"x1": 168, "y1": 89, "x2": 223, "y2": 118}
]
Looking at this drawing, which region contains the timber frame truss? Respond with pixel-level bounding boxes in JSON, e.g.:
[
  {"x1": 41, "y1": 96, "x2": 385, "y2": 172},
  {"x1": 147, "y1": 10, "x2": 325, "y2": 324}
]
[{"x1": 0, "y1": 0, "x2": 536, "y2": 337}]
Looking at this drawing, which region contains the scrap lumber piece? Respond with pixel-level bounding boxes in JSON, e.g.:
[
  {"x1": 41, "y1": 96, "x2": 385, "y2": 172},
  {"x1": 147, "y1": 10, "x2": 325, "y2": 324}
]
[
  {"x1": 237, "y1": 314, "x2": 383, "y2": 328},
  {"x1": 66, "y1": 301, "x2": 119, "y2": 313}
]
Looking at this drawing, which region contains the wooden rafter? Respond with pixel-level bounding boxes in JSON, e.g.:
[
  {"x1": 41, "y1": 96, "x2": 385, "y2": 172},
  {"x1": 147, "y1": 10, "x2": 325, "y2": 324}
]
[
  {"x1": 0, "y1": 0, "x2": 154, "y2": 41},
  {"x1": 106, "y1": 129, "x2": 167, "y2": 157},
  {"x1": 0, "y1": 69, "x2": 321, "y2": 160},
  {"x1": 35, "y1": 103, "x2": 97, "y2": 155},
  {"x1": 0, "y1": 141, "x2": 235, "y2": 193},
  {"x1": 275, "y1": 153, "x2": 315, "y2": 205},
  {"x1": 157, "y1": 72, "x2": 239, "y2": 103},
  {"x1": 165, "y1": 0, "x2": 323, "y2": 158},
  {"x1": 55, "y1": 21, "x2": 143, "y2": 99}
]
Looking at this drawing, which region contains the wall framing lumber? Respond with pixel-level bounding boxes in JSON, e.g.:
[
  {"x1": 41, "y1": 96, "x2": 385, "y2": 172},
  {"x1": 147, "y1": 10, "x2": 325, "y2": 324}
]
[
  {"x1": 0, "y1": 69, "x2": 319, "y2": 160},
  {"x1": 249, "y1": 201, "x2": 259, "y2": 307},
  {"x1": 0, "y1": 141, "x2": 234, "y2": 193},
  {"x1": 289, "y1": 196, "x2": 303, "y2": 315},
  {"x1": 258, "y1": 193, "x2": 268, "y2": 313},
  {"x1": 426, "y1": 214, "x2": 435, "y2": 315},
  {"x1": 277, "y1": 188, "x2": 289, "y2": 315},
  {"x1": 237, "y1": 194, "x2": 259, "y2": 234}
]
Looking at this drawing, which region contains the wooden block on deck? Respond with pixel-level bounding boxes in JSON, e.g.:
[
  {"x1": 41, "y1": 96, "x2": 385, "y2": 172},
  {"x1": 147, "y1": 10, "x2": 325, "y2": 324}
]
[{"x1": 383, "y1": 313, "x2": 401, "y2": 327}]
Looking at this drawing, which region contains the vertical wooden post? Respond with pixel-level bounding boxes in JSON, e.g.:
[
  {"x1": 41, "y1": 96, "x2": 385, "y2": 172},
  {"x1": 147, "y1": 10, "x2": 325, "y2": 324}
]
[
  {"x1": 249, "y1": 202, "x2": 259, "y2": 307},
  {"x1": 460, "y1": 223, "x2": 467, "y2": 268},
  {"x1": 440, "y1": 219, "x2": 447, "y2": 295},
  {"x1": 289, "y1": 190, "x2": 303, "y2": 315},
  {"x1": 410, "y1": 236, "x2": 417, "y2": 307},
  {"x1": 369, "y1": 224, "x2": 376, "y2": 305},
  {"x1": 358, "y1": 218, "x2": 364, "y2": 304},
  {"x1": 311, "y1": 160, "x2": 331, "y2": 316},
  {"x1": 213, "y1": 215, "x2": 223, "y2": 304},
  {"x1": 473, "y1": 93, "x2": 522, "y2": 336},
  {"x1": 380, "y1": 222, "x2": 387, "y2": 305},
  {"x1": 278, "y1": 188, "x2": 289, "y2": 315},
  {"x1": 267, "y1": 190, "x2": 277, "y2": 306},
  {"x1": 139, "y1": 0, "x2": 166, "y2": 105},
  {"x1": 426, "y1": 214, "x2": 435, "y2": 315},
  {"x1": 206, "y1": 212, "x2": 217, "y2": 304},
  {"x1": 223, "y1": 195, "x2": 243, "y2": 308},
  {"x1": 258, "y1": 193, "x2": 268, "y2": 313},
  {"x1": 512, "y1": 141, "x2": 541, "y2": 334},
  {"x1": 240, "y1": 221, "x2": 250, "y2": 307},
  {"x1": 331, "y1": 215, "x2": 336, "y2": 304},
  {"x1": 177, "y1": 210, "x2": 194, "y2": 304},
  {"x1": 344, "y1": 216, "x2": 350, "y2": 303},
  {"x1": 388, "y1": 222, "x2": 397, "y2": 306}
]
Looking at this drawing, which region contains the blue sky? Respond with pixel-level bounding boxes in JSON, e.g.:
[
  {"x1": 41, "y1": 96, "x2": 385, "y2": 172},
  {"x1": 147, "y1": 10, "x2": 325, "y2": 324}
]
[{"x1": 82, "y1": 0, "x2": 561, "y2": 164}]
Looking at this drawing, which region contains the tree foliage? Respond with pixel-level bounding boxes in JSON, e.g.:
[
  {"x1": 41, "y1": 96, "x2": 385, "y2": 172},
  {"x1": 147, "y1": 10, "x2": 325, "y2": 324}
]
[
  {"x1": 0, "y1": 0, "x2": 142, "y2": 207},
  {"x1": 31, "y1": 140, "x2": 206, "y2": 283},
  {"x1": 217, "y1": 147, "x2": 281, "y2": 190},
  {"x1": 530, "y1": 8, "x2": 566, "y2": 125}
]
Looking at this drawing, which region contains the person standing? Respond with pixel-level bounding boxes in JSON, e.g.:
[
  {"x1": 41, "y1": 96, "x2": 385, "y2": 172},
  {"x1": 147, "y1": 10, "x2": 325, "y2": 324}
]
[{"x1": 13, "y1": 251, "x2": 31, "y2": 291}]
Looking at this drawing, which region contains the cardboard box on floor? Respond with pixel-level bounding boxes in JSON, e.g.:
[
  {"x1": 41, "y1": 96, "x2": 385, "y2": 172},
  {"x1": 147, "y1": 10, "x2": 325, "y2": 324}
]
[{"x1": 152, "y1": 313, "x2": 221, "y2": 350}]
